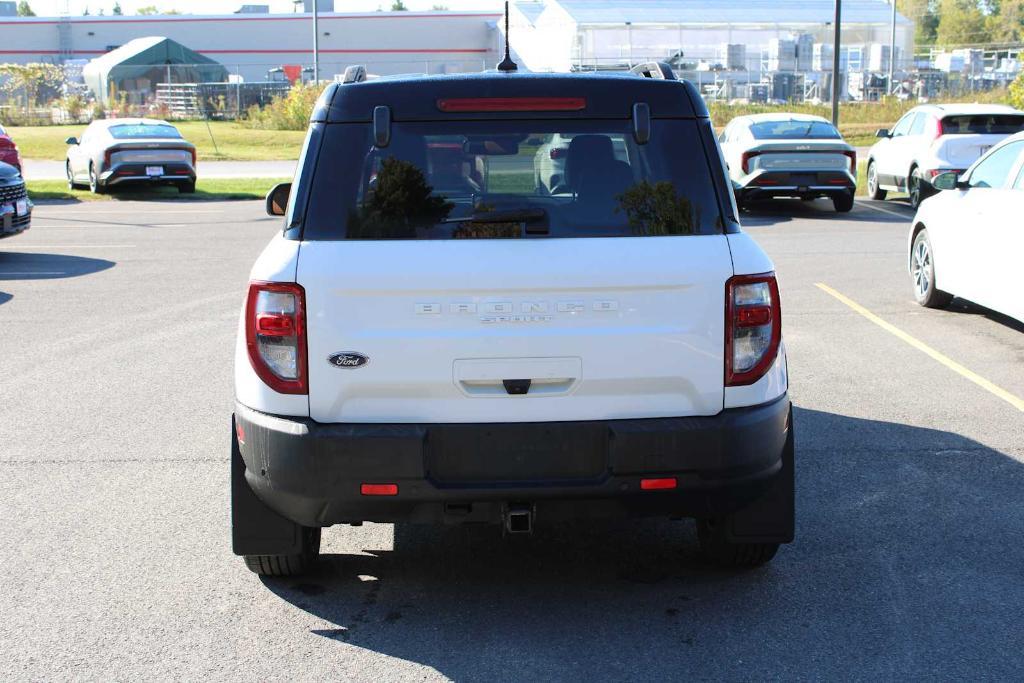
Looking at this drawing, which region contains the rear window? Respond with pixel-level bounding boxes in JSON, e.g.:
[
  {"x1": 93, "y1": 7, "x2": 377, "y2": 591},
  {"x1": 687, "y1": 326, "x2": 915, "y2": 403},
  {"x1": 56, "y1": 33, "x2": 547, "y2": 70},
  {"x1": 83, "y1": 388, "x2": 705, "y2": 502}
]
[
  {"x1": 108, "y1": 124, "x2": 181, "y2": 140},
  {"x1": 750, "y1": 120, "x2": 841, "y2": 140},
  {"x1": 941, "y1": 115, "x2": 1024, "y2": 135},
  {"x1": 302, "y1": 120, "x2": 722, "y2": 240}
]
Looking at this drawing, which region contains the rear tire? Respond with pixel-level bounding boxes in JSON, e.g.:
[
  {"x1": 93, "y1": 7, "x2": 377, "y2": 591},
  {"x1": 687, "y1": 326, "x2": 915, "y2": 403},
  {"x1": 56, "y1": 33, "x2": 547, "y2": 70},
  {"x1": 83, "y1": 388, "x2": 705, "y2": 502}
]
[
  {"x1": 697, "y1": 517, "x2": 780, "y2": 568},
  {"x1": 243, "y1": 526, "x2": 321, "y2": 577},
  {"x1": 866, "y1": 161, "x2": 887, "y2": 200},
  {"x1": 911, "y1": 228, "x2": 953, "y2": 309},
  {"x1": 88, "y1": 163, "x2": 105, "y2": 195},
  {"x1": 66, "y1": 161, "x2": 77, "y2": 190},
  {"x1": 907, "y1": 167, "x2": 933, "y2": 209},
  {"x1": 832, "y1": 191, "x2": 854, "y2": 213}
]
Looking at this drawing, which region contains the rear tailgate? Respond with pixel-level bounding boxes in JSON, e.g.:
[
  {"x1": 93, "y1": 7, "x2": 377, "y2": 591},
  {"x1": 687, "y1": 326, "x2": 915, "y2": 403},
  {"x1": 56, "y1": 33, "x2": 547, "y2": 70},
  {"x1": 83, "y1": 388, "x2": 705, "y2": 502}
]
[
  {"x1": 934, "y1": 134, "x2": 1012, "y2": 169},
  {"x1": 298, "y1": 236, "x2": 732, "y2": 424},
  {"x1": 744, "y1": 140, "x2": 854, "y2": 174}
]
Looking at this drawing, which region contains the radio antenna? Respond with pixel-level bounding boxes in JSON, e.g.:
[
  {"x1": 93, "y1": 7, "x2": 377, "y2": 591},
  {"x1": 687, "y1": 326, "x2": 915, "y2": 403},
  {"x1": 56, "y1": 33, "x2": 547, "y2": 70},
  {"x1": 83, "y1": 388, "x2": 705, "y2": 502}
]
[{"x1": 497, "y1": 1, "x2": 518, "y2": 72}]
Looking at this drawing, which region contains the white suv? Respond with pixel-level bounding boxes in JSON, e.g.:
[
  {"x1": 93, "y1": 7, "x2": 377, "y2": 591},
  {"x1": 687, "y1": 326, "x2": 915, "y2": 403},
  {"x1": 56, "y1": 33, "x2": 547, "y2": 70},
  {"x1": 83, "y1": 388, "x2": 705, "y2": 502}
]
[
  {"x1": 866, "y1": 103, "x2": 1024, "y2": 208},
  {"x1": 231, "y1": 66, "x2": 794, "y2": 576}
]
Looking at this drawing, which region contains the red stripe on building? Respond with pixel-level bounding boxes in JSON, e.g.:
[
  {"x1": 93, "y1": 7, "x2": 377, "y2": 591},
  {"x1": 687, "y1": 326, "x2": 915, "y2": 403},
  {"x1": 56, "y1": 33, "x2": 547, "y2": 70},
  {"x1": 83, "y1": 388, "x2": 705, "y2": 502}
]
[{"x1": 0, "y1": 13, "x2": 501, "y2": 26}]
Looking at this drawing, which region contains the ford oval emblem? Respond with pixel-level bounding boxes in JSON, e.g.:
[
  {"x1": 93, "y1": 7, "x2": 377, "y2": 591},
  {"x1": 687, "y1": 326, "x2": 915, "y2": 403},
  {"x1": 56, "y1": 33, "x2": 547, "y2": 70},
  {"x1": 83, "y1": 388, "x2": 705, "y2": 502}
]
[{"x1": 328, "y1": 352, "x2": 369, "y2": 369}]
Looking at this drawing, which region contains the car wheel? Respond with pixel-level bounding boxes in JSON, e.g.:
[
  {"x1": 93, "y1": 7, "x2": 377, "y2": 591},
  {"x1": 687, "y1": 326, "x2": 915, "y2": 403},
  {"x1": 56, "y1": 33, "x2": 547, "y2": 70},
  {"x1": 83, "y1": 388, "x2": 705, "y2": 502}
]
[
  {"x1": 178, "y1": 181, "x2": 196, "y2": 194},
  {"x1": 697, "y1": 517, "x2": 779, "y2": 568},
  {"x1": 866, "y1": 161, "x2": 887, "y2": 200},
  {"x1": 243, "y1": 526, "x2": 321, "y2": 577},
  {"x1": 911, "y1": 228, "x2": 953, "y2": 309},
  {"x1": 832, "y1": 191, "x2": 854, "y2": 213},
  {"x1": 66, "y1": 161, "x2": 77, "y2": 190},
  {"x1": 907, "y1": 168, "x2": 930, "y2": 209},
  {"x1": 88, "y1": 163, "x2": 105, "y2": 195}
]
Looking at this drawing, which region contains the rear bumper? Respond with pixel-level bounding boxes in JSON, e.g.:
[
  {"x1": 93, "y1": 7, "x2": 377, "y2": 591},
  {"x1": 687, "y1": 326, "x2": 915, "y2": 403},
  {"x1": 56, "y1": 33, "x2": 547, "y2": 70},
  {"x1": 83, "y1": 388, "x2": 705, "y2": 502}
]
[
  {"x1": 738, "y1": 169, "x2": 855, "y2": 199},
  {"x1": 100, "y1": 162, "x2": 195, "y2": 186},
  {"x1": 234, "y1": 395, "x2": 792, "y2": 528}
]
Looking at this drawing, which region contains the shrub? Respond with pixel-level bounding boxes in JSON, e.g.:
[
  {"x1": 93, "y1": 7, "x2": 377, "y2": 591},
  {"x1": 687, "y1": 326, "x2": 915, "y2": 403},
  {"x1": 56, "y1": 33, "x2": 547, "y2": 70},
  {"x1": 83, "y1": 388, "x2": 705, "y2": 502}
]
[
  {"x1": 245, "y1": 83, "x2": 325, "y2": 131},
  {"x1": 1010, "y1": 73, "x2": 1024, "y2": 110}
]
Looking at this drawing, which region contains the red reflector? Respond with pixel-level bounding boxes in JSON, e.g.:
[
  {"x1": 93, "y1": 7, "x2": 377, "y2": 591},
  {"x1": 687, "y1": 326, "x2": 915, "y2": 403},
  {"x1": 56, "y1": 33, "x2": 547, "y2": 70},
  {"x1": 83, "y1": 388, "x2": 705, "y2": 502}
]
[
  {"x1": 640, "y1": 478, "x2": 677, "y2": 491},
  {"x1": 437, "y1": 97, "x2": 586, "y2": 113},
  {"x1": 755, "y1": 178, "x2": 778, "y2": 185},
  {"x1": 827, "y1": 179, "x2": 849, "y2": 184},
  {"x1": 235, "y1": 420, "x2": 245, "y2": 445},
  {"x1": 736, "y1": 306, "x2": 772, "y2": 327},
  {"x1": 550, "y1": 147, "x2": 567, "y2": 159},
  {"x1": 361, "y1": 483, "x2": 398, "y2": 496},
  {"x1": 255, "y1": 313, "x2": 295, "y2": 337}
]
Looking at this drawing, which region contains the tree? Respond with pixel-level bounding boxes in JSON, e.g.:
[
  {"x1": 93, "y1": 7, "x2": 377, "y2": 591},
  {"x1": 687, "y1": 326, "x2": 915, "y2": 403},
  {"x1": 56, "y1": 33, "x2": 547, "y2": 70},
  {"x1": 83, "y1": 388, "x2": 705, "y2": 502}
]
[
  {"x1": 935, "y1": 0, "x2": 991, "y2": 45},
  {"x1": 987, "y1": 0, "x2": 1024, "y2": 42},
  {"x1": 390, "y1": 0, "x2": 408, "y2": 10},
  {"x1": 16, "y1": 1, "x2": 35, "y2": 16},
  {"x1": 898, "y1": 0, "x2": 940, "y2": 44},
  {"x1": 112, "y1": 2, "x2": 122, "y2": 15},
  {"x1": 136, "y1": 5, "x2": 158, "y2": 14},
  {"x1": 0, "y1": 63, "x2": 66, "y2": 107}
]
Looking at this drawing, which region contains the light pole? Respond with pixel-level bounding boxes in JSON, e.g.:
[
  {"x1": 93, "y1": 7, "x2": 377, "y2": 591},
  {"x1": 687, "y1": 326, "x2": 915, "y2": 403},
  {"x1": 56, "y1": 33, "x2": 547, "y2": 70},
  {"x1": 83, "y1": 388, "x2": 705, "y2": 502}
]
[
  {"x1": 831, "y1": 0, "x2": 842, "y2": 126},
  {"x1": 312, "y1": 0, "x2": 320, "y2": 83},
  {"x1": 888, "y1": 0, "x2": 896, "y2": 95}
]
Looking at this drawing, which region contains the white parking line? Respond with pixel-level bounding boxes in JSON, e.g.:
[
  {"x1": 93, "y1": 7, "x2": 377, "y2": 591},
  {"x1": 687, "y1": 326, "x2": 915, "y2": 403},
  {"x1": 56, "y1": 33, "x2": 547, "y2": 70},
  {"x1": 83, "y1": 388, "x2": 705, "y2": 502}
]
[{"x1": 857, "y1": 200, "x2": 914, "y2": 219}]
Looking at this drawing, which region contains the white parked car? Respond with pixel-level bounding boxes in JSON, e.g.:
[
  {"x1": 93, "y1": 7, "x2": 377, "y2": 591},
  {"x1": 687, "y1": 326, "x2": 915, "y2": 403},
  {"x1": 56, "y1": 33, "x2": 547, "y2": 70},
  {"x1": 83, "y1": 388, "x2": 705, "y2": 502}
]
[
  {"x1": 231, "y1": 67, "x2": 794, "y2": 577},
  {"x1": 908, "y1": 131, "x2": 1024, "y2": 322},
  {"x1": 867, "y1": 103, "x2": 1024, "y2": 209},
  {"x1": 719, "y1": 113, "x2": 857, "y2": 213}
]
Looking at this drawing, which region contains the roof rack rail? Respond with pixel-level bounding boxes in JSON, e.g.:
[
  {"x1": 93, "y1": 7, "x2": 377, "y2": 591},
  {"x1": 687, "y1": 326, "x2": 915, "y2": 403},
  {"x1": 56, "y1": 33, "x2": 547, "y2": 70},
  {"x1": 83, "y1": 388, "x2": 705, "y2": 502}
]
[
  {"x1": 630, "y1": 62, "x2": 677, "y2": 81},
  {"x1": 342, "y1": 65, "x2": 367, "y2": 84}
]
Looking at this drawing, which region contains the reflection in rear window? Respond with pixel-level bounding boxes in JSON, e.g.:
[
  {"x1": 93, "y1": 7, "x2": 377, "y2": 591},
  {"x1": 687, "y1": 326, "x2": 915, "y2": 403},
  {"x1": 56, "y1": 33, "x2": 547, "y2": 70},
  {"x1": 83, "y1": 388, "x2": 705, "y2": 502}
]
[
  {"x1": 941, "y1": 115, "x2": 1024, "y2": 135},
  {"x1": 108, "y1": 124, "x2": 182, "y2": 139},
  {"x1": 303, "y1": 120, "x2": 722, "y2": 240},
  {"x1": 750, "y1": 120, "x2": 841, "y2": 140}
]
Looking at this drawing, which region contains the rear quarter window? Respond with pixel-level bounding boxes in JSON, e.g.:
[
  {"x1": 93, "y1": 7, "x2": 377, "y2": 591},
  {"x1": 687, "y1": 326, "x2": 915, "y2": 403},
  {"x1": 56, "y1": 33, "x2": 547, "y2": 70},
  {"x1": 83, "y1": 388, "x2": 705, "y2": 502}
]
[{"x1": 302, "y1": 119, "x2": 723, "y2": 240}]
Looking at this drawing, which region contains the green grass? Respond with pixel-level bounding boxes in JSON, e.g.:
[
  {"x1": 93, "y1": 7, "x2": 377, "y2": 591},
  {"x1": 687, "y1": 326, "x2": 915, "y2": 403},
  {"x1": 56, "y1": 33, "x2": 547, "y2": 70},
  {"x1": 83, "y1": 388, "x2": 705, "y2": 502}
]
[
  {"x1": 27, "y1": 177, "x2": 290, "y2": 202},
  {"x1": 8, "y1": 121, "x2": 306, "y2": 161}
]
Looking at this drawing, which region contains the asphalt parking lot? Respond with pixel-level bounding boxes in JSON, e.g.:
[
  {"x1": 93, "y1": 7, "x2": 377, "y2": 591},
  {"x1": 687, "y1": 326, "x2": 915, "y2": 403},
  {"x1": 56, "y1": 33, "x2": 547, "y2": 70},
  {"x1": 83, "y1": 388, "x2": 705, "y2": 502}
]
[{"x1": 2, "y1": 198, "x2": 1023, "y2": 680}]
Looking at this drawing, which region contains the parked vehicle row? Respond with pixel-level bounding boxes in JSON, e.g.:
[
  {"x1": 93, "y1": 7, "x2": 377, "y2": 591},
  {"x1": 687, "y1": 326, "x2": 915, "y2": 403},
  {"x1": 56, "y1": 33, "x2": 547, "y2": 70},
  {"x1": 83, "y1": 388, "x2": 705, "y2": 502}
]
[
  {"x1": 0, "y1": 160, "x2": 31, "y2": 240},
  {"x1": 0, "y1": 124, "x2": 23, "y2": 173}
]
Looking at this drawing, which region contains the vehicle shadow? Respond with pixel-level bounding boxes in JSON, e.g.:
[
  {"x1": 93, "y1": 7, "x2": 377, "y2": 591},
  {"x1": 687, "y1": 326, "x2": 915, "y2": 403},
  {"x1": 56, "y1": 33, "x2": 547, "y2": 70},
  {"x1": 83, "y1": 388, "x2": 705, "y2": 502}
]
[
  {"x1": 948, "y1": 298, "x2": 1024, "y2": 334},
  {"x1": 260, "y1": 407, "x2": 1024, "y2": 678},
  {"x1": 0, "y1": 291, "x2": 11, "y2": 305},
  {"x1": 0, "y1": 252, "x2": 115, "y2": 280}
]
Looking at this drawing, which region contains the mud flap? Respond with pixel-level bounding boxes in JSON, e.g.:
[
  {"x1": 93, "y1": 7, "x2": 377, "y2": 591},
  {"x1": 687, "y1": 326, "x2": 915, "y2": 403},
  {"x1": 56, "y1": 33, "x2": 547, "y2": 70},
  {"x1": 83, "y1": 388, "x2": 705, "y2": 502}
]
[
  {"x1": 231, "y1": 414, "x2": 306, "y2": 556},
  {"x1": 725, "y1": 404, "x2": 795, "y2": 543}
]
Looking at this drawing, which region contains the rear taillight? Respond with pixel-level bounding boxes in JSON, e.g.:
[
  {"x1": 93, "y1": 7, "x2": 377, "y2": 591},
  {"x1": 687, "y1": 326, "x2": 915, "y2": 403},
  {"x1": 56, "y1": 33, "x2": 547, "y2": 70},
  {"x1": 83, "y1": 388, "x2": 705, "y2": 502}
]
[
  {"x1": 843, "y1": 150, "x2": 857, "y2": 174},
  {"x1": 0, "y1": 135, "x2": 14, "y2": 150},
  {"x1": 741, "y1": 151, "x2": 760, "y2": 174},
  {"x1": 725, "y1": 273, "x2": 781, "y2": 387},
  {"x1": 930, "y1": 117, "x2": 944, "y2": 140},
  {"x1": 245, "y1": 281, "x2": 307, "y2": 394},
  {"x1": 103, "y1": 148, "x2": 113, "y2": 169},
  {"x1": 550, "y1": 147, "x2": 567, "y2": 160},
  {"x1": 188, "y1": 147, "x2": 196, "y2": 167}
]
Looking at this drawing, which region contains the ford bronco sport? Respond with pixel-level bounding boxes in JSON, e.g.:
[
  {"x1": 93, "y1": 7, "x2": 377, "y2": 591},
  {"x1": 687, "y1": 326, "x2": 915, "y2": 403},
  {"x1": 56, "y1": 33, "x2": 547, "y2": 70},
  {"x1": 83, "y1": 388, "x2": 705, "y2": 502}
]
[{"x1": 232, "y1": 63, "x2": 794, "y2": 576}]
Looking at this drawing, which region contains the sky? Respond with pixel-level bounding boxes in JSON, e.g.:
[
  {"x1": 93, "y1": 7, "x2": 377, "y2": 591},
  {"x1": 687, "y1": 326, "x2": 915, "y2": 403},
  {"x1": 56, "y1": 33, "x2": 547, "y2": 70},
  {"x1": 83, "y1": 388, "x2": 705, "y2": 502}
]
[{"x1": 20, "y1": 0, "x2": 503, "y2": 17}]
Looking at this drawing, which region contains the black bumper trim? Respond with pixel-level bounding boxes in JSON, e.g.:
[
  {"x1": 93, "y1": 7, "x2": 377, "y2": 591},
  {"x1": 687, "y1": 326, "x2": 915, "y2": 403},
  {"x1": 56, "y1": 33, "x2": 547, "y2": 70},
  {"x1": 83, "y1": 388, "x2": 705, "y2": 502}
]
[{"x1": 234, "y1": 396, "x2": 791, "y2": 528}]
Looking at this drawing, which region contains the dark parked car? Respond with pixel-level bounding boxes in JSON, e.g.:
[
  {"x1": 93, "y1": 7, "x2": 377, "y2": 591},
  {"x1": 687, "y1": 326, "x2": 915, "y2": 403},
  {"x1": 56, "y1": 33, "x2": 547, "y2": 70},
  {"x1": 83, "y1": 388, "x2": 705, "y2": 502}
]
[
  {"x1": 0, "y1": 124, "x2": 22, "y2": 173},
  {"x1": 0, "y1": 161, "x2": 31, "y2": 239}
]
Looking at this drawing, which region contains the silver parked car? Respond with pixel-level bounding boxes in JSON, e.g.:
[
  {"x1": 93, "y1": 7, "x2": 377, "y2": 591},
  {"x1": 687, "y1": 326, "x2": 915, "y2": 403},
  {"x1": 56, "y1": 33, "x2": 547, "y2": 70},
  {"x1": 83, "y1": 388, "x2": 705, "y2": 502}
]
[
  {"x1": 65, "y1": 119, "x2": 197, "y2": 194},
  {"x1": 719, "y1": 113, "x2": 857, "y2": 212}
]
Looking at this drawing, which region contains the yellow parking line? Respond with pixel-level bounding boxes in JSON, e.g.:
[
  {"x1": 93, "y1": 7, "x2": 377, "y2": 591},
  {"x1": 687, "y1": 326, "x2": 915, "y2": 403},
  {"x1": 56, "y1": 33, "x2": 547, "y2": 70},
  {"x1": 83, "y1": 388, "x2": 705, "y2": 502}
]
[{"x1": 815, "y1": 282, "x2": 1024, "y2": 412}]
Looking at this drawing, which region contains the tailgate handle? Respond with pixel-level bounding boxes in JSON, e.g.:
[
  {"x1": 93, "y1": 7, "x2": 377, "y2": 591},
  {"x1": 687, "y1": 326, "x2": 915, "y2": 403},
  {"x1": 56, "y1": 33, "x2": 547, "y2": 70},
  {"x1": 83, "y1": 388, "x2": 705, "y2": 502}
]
[{"x1": 502, "y1": 379, "x2": 531, "y2": 395}]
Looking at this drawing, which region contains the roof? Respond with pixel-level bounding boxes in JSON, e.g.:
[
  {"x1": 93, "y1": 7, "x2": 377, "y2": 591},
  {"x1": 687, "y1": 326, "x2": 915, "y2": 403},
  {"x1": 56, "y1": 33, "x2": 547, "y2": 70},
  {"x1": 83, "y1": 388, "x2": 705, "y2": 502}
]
[
  {"x1": 533, "y1": 0, "x2": 911, "y2": 26},
  {"x1": 321, "y1": 71, "x2": 707, "y2": 123},
  {"x1": 90, "y1": 118, "x2": 175, "y2": 129},
  {"x1": 740, "y1": 113, "x2": 831, "y2": 124},
  {"x1": 917, "y1": 103, "x2": 1022, "y2": 115}
]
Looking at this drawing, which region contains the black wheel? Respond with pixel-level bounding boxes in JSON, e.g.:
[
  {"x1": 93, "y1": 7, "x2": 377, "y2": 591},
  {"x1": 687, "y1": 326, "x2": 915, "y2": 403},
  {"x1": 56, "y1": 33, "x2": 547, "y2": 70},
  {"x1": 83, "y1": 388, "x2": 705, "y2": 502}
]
[
  {"x1": 866, "y1": 160, "x2": 886, "y2": 200},
  {"x1": 243, "y1": 526, "x2": 321, "y2": 577},
  {"x1": 178, "y1": 181, "x2": 196, "y2": 194},
  {"x1": 697, "y1": 517, "x2": 779, "y2": 568},
  {"x1": 832, "y1": 191, "x2": 854, "y2": 213},
  {"x1": 907, "y1": 168, "x2": 933, "y2": 209},
  {"x1": 88, "y1": 163, "x2": 105, "y2": 194},
  {"x1": 910, "y1": 228, "x2": 953, "y2": 309}
]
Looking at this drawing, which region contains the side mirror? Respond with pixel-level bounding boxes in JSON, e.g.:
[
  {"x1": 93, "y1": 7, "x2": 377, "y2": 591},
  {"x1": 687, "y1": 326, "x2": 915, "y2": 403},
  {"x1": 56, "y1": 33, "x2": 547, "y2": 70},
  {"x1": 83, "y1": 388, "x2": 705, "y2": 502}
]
[
  {"x1": 265, "y1": 182, "x2": 291, "y2": 216},
  {"x1": 875, "y1": 128, "x2": 890, "y2": 138},
  {"x1": 65, "y1": 137, "x2": 79, "y2": 145},
  {"x1": 931, "y1": 171, "x2": 959, "y2": 191}
]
